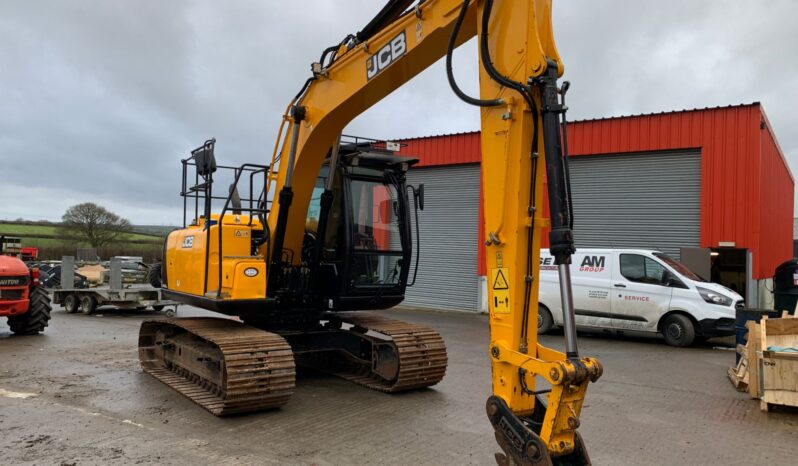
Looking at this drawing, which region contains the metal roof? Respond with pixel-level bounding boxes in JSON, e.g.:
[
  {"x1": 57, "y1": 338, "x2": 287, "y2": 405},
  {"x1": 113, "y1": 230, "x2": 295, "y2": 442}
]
[{"x1": 394, "y1": 102, "x2": 761, "y2": 142}]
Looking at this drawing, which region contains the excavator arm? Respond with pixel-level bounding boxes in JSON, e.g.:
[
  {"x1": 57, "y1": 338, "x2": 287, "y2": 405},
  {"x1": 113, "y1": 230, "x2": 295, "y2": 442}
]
[{"x1": 264, "y1": 1, "x2": 603, "y2": 464}]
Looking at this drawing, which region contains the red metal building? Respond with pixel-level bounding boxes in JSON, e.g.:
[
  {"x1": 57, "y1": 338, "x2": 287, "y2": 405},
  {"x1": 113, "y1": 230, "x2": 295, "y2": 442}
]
[{"x1": 397, "y1": 103, "x2": 793, "y2": 311}]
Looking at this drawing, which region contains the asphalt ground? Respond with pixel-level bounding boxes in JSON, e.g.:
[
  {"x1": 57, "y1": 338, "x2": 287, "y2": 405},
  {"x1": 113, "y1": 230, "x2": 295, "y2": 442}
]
[{"x1": 1, "y1": 304, "x2": 796, "y2": 465}]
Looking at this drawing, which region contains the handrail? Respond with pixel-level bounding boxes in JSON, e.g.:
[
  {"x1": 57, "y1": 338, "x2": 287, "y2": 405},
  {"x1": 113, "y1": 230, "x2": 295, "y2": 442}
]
[{"x1": 215, "y1": 163, "x2": 270, "y2": 299}]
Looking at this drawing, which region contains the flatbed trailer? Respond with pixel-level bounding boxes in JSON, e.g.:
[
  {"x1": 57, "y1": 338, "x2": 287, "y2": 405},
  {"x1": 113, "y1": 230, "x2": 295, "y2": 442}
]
[{"x1": 51, "y1": 256, "x2": 179, "y2": 317}]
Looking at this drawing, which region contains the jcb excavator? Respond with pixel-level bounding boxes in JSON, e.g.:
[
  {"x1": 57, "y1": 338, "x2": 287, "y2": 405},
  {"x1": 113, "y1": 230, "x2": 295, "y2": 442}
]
[{"x1": 140, "y1": 1, "x2": 602, "y2": 464}]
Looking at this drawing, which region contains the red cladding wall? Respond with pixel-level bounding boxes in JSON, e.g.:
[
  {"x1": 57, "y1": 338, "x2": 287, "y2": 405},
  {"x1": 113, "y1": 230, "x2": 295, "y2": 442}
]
[
  {"x1": 396, "y1": 104, "x2": 794, "y2": 279},
  {"x1": 758, "y1": 109, "x2": 794, "y2": 278}
]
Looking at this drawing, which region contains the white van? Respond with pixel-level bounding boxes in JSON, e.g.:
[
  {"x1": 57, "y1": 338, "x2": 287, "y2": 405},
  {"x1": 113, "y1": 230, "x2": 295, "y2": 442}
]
[{"x1": 538, "y1": 249, "x2": 743, "y2": 346}]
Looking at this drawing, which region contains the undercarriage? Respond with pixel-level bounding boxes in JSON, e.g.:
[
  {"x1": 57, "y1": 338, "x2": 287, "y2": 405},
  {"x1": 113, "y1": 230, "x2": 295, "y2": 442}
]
[{"x1": 138, "y1": 312, "x2": 447, "y2": 415}]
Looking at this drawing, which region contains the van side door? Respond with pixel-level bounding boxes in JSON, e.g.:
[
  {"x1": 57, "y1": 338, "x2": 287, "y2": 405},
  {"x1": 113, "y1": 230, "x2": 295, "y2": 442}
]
[
  {"x1": 611, "y1": 253, "x2": 673, "y2": 332},
  {"x1": 571, "y1": 252, "x2": 614, "y2": 329}
]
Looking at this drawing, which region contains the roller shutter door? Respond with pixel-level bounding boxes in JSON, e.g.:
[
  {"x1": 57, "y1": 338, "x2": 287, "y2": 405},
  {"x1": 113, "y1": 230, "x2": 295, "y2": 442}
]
[
  {"x1": 402, "y1": 164, "x2": 480, "y2": 311},
  {"x1": 568, "y1": 151, "x2": 701, "y2": 259}
]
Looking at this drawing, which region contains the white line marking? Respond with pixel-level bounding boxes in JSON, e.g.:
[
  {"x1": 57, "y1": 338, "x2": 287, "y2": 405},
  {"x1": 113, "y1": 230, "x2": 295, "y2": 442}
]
[{"x1": 0, "y1": 388, "x2": 39, "y2": 399}]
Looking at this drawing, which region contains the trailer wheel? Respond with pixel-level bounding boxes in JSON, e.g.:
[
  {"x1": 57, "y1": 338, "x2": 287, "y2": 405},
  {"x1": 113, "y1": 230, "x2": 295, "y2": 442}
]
[
  {"x1": 8, "y1": 286, "x2": 52, "y2": 335},
  {"x1": 164, "y1": 308, "x2": 177, "y2": 318},
  {"x1": 80, "y1": 295, "x2": 97, "y2": 315},
  {"x1": 63, "y1": 294, "x2": 79, "y2": 313},
  {"x1": 148, "y1": 263, "x2": 162, "y2": 288}
]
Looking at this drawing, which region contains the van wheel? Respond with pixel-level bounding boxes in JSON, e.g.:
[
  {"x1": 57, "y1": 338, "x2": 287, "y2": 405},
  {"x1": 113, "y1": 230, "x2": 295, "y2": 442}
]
[
  {"x1": 661, "y1": 314, "x2": 696, "y2": 347},
  {"x1": 538, "y1": 305, "x2": 554, "y2": 335}
]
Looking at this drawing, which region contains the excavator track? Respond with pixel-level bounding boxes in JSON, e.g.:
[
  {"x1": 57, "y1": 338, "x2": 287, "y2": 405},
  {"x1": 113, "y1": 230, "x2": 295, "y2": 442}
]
[
  {"x1": 139, "y1": 317, "x2": 295, "y2": 416},
  {"x1": 297, "y1": 312, "x2": 448, "y2": 392}
]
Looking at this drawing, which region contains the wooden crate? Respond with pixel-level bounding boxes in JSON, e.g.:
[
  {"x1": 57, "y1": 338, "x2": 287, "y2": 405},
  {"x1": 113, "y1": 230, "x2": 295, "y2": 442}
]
[
  {"x1": 746, "y1": 320, "x2": 761, "y2": 399},
  {"x1": 759, "y1": 316, "x2": 798, "y2": 412}
]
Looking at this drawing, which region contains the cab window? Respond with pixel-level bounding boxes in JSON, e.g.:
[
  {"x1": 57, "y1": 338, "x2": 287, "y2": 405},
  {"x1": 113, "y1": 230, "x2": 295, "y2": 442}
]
[{"x1": 620, "y1": 254, "x2": 667, "y2": 285}]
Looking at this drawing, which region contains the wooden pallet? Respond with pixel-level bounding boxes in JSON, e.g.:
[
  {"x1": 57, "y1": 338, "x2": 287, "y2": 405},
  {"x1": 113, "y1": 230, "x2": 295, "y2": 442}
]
[{"x1": 728, "y1": 344, "x2": 749, "y2": 392}]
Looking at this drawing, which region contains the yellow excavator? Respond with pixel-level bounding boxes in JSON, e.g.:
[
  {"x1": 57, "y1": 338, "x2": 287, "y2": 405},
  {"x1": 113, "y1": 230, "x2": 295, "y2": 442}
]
[{"x1": 140, "y1": 1, "x2": 602, "y2": 464}]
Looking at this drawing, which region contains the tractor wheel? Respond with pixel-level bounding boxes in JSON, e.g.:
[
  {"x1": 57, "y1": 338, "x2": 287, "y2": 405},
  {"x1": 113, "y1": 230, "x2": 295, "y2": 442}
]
[
  {"x1": 147, "y1": 263, "x2": 162, "y2": 288},
  {"x1": 80, "y1": 295, "x2": 98, "y2": 315},
  {"x1": 8, "y1": 286, "x2": 52, "y2": 335},
  {"x1": 63, "y1": 294, "x2": 79, "y2": 313}
]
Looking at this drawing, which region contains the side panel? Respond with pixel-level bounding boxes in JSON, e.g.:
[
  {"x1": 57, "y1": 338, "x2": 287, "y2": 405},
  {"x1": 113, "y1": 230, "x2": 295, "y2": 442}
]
[
  {"x1": 165, "y1": 220, "x2": 257, "y2": 297},
  {"x1": 757, "y1": 110, "x2": 794, "y2": 279},
  {"x1": 610, "y1": 253, "x2": 673, "y2": 332},
  {"x1": 571, "y1": 251, "x2": 613, "y2": 329}
]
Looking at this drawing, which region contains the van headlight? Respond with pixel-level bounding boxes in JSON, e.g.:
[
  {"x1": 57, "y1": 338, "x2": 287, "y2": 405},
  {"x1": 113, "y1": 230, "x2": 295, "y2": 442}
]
[{"x1": 697, "y1": 287, "x2": 732, "y2": 306}]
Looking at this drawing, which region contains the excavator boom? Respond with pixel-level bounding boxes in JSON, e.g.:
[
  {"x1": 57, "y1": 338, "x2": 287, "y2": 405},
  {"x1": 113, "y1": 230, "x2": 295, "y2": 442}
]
[{"x1": 141, "y1": 1, "x2": 602, "y2": 464}]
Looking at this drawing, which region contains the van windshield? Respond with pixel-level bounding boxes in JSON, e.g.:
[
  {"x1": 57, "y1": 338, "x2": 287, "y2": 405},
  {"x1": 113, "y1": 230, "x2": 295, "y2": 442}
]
[{"x1": 653, "y1": 253, "x2": 705, "y2": 282}]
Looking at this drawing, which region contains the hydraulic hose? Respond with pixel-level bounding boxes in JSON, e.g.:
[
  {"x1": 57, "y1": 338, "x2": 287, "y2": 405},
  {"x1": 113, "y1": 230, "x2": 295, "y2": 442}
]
[{"x1": 447, "y1": 0, "x2": 504, "y2": 107}]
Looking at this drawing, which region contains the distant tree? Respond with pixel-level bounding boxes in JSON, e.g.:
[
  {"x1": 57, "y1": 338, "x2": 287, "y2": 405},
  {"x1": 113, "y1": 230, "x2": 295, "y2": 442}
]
[{"x1": 61, "y1": 203, "x2": 132, "y2": 248}]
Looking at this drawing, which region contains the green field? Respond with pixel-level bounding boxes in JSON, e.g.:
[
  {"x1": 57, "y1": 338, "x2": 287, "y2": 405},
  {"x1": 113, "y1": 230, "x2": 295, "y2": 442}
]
[
  {"x1": 0, "y1": 221, "x2": 163, "y2": 243},
  {"x1": 0, "y1": 221, "x2": 168, "y2": 260}
]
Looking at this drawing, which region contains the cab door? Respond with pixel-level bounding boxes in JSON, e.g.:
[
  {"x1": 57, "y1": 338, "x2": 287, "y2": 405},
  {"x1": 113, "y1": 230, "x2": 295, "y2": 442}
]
[
  {"x1": 611, "y1": 253, "x2": 673, "y2": 331},
  {"x1": 571, "y1": 252, "x2": 614, "y2": 329}
]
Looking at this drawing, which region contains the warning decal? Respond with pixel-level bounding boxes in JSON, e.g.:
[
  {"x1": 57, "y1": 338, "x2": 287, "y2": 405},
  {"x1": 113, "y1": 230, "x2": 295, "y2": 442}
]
[
  {"x1": 490, "y1": 268, "x2": 511, "y2": 314},
  {"x1": 492, "y1": 269, "x2": 509, "y2": 290},
  {"x1": 234, "y1": 230, "x2": 250, "y2": 238}
]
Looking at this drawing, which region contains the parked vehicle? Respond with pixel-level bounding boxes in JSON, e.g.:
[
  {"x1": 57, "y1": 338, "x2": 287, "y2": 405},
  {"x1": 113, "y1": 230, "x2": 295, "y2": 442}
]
[
  {"x1": 0, "y1": 255, "x2": 51, "y2": 335},
  {"x1": 538, "y1": 248, "x2": 743, "y2": 346},
  {"x1": 52, "y1": 256, "x2": 178, "y2": 317}
]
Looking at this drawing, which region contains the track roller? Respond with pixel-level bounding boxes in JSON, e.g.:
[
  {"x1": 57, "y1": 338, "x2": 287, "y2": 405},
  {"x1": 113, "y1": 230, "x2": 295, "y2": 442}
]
[{"x1": 139, "y1": 317, "x2": 295, "y2": 416}]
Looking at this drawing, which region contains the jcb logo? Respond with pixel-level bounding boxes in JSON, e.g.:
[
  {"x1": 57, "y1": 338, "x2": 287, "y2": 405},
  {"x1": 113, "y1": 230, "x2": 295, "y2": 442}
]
[
  {"x1": 580, "y1": 255, "x2": 605, "y2": 272},
  {"x1": 366, "y1": 32, "x2": 406, "y2": 80},
  {"x1": 182, "y1": 236, "x2": 194, "y2": 248}
]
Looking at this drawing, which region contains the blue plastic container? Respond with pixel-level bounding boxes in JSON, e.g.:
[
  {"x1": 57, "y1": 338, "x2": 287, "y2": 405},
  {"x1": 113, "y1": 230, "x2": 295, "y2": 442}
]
[{"x1": 734, "y1": 308, "x2": 781, "y2": 363}]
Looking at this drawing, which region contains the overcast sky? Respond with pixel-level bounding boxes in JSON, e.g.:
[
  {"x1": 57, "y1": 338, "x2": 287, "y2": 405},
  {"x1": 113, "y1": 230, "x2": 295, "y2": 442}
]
[{"x1": 1, "y1": 1, "x2": 796, "y2": 225}]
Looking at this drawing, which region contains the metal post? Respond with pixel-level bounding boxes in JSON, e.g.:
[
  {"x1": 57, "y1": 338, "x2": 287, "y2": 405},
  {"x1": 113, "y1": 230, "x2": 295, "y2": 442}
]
[
  {"x1": 61, "y1": 256, "x2": 75, "y2": 289},
  {"x1": 109, "y1": 258, "x2": 122, "y2": 290}
]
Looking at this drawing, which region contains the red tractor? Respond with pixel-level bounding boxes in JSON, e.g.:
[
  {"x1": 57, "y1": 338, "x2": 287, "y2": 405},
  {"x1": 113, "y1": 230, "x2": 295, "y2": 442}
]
[{"x1": 0, "y1": 255, "x2": 51, "y2": 335}]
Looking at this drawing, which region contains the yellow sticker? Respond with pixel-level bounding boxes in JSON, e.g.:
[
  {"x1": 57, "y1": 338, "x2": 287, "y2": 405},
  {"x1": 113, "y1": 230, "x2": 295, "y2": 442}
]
[
  {"x1": 490, "y1": 268, "x2": 511, "y2": 314},
  {"x1": 492, "y1": 268, "x2": 509, "y2": 290},
  {"x1": 234, "y1": 229, "x2": 250, "y2": 238}
]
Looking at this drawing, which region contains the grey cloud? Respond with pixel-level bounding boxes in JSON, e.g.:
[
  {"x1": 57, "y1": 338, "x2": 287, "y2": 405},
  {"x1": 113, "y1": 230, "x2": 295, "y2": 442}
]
[{"x1": 1, "y1": 1, "x2": 796, "y2": 224}]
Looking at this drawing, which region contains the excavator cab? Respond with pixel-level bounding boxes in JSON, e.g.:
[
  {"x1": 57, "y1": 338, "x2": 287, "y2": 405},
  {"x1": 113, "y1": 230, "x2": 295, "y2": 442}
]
[{"x1": 305, "y1": 141, "x2": 419, "y2": 311}]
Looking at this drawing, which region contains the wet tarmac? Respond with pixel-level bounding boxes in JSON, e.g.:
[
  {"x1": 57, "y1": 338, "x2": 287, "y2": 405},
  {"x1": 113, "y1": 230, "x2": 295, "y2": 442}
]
[{"x1": 1, "y1": 305, "x2": 796, "y2": 465}]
